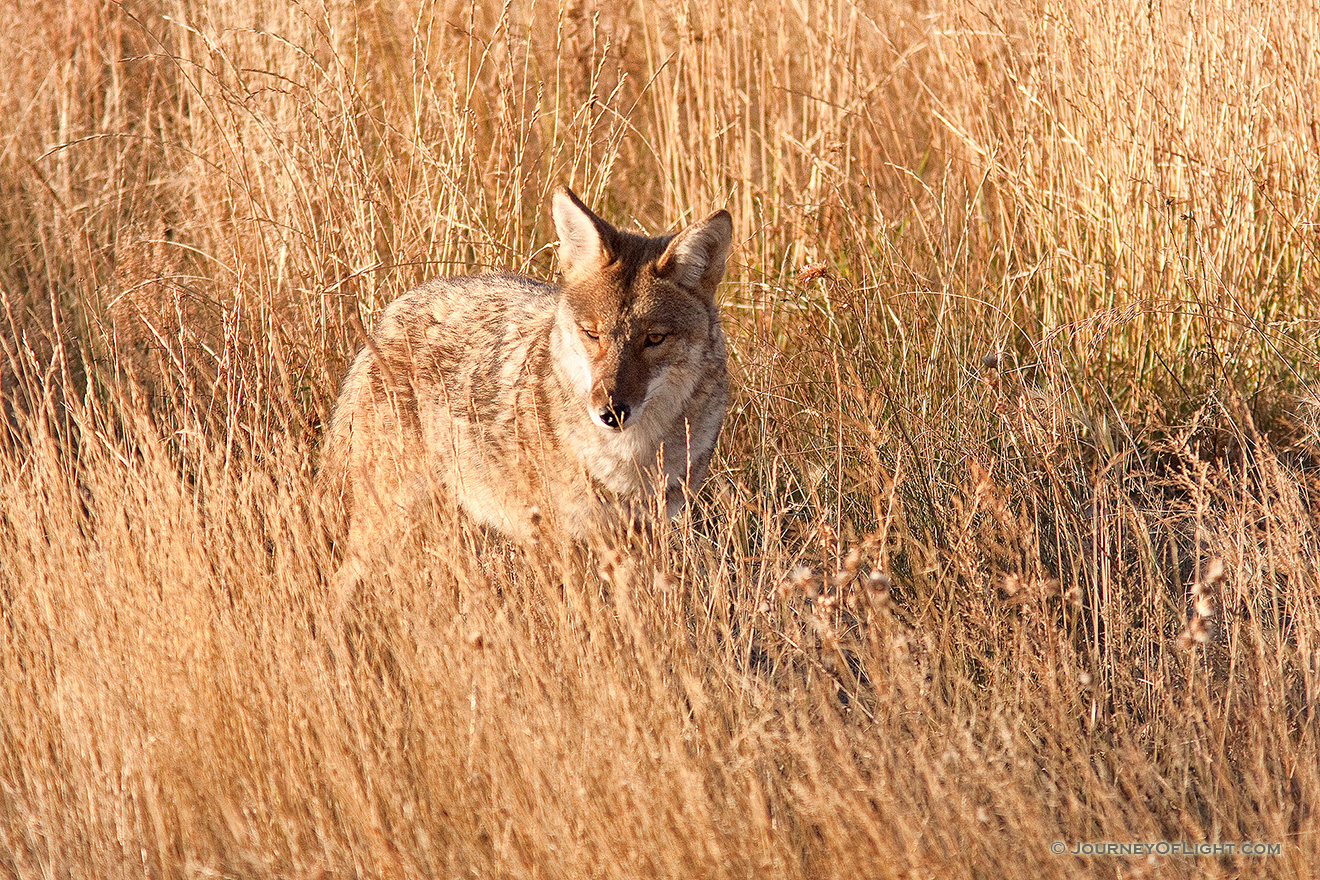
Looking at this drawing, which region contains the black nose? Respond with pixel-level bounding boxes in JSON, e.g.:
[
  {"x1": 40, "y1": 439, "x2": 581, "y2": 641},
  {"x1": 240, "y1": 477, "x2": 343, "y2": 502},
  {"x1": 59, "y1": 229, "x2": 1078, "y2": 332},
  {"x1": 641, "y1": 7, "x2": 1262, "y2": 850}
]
[{"x1": 599, "y1": 403, "x2": 631, "y2": 430}]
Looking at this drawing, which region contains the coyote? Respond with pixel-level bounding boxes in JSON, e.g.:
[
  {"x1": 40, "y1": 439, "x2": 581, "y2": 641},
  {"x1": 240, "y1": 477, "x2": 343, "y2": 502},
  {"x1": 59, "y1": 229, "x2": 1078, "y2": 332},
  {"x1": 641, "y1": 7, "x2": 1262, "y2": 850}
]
[{"x1": 321, "y1": 187, "x2": 732, "y2": 568}]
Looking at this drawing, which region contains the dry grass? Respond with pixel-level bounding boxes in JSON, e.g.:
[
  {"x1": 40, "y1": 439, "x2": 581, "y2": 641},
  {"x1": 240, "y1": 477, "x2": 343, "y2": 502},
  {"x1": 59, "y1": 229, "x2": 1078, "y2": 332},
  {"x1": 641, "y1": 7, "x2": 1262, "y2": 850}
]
[{"x1": 2, "y1": 0, "x2": 1318, "y2": 877}]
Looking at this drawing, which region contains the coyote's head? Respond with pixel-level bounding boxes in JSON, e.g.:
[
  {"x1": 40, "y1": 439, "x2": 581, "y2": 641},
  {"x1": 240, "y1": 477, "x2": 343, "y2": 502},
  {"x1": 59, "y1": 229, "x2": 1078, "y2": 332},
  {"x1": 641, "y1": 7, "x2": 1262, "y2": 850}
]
[{"x1": 550, "y1": 187, "x2": 732, "y2": 432}]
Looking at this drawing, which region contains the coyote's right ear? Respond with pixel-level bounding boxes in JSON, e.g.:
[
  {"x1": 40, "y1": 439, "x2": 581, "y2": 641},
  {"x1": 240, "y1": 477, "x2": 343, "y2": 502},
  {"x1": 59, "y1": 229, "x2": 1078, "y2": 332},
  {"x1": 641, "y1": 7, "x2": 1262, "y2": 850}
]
[
  {"x1": 656, "y1": 209, "x2": 733, "y2": 296},
  {"x1": 553, "y1": 187, "x2": 612, "y2": 281}
]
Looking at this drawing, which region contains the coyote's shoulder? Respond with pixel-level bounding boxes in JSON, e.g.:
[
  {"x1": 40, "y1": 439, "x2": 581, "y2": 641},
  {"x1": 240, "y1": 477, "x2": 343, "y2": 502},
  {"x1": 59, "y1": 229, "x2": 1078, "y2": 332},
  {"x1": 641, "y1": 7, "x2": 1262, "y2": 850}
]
[{"x1": 321, "y1": 187, "x2": 732, "y2": 564}]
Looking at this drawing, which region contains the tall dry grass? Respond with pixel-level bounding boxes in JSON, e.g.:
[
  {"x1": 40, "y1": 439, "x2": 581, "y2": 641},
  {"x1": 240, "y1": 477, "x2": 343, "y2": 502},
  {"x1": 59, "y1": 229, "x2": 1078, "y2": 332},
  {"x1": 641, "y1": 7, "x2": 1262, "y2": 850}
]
[{"x1": 1, "y1": 0, "x2": 1317, "y2": 877}]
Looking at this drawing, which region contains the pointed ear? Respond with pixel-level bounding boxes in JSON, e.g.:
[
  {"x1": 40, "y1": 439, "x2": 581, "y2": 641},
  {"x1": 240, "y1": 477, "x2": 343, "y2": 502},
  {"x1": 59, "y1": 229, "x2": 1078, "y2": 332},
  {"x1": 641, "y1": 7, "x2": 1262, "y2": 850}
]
[
  {"x1": 656, "y1": 209, "x2": 733, "y2": 295},
  {"x1": 552, "y1": 187, "x2": 611, "y2": 281}
]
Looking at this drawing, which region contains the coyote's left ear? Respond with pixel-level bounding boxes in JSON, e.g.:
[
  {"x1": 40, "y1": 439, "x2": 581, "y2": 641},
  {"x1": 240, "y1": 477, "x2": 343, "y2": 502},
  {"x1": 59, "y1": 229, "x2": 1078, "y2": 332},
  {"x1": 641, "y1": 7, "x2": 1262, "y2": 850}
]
[
  {"x1": 553, "y1": 186, "x2": 613, "y2": 282},
  {"x1": 656, "y1": 210, "x2": 733, "y2": 297}
]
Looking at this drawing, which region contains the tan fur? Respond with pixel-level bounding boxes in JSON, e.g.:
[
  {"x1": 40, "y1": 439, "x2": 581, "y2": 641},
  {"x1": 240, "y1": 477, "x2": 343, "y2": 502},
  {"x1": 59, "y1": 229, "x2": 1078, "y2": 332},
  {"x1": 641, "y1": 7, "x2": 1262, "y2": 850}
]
[{"x1": 320, "y1": 187, "x2": 732, "y2": 573}]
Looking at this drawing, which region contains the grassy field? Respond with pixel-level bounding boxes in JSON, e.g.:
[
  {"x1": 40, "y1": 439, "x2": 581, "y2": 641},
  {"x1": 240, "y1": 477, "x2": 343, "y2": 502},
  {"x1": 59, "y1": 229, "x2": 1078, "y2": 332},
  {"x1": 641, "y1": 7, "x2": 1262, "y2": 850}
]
[{"x1": 2, "y1": 0, "x2": 1318, "y2": 877}]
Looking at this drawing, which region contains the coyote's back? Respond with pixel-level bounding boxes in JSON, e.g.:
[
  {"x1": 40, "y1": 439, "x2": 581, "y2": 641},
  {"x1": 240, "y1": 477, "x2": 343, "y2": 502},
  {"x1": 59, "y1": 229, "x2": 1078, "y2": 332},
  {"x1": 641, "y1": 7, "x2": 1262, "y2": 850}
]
[{"x1": 320, "y1": 187, "x2": 732, "y2": 570}]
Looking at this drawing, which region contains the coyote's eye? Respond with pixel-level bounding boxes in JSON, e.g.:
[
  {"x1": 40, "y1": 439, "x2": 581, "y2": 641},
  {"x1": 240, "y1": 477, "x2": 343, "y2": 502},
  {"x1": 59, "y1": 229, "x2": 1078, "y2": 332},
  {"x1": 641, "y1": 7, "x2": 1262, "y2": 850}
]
[
  {"x1": 644, "y1": 332, "x2": 667, "y2": 347},
  {"x1": 581, "y1": 326, "x2": 600, "y2": 341}
]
